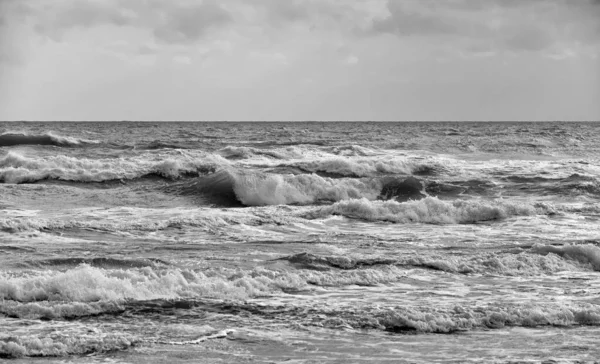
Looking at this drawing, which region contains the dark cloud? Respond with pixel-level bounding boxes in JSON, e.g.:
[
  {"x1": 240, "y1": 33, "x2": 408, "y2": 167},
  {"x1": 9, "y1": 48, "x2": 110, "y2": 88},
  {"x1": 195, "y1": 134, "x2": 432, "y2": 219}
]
[
  {"x1": 31, "y1": 1, "x2": 133, "y2": 39},
  {"x1": 151, "y1": 1, "x2": 232, "y2": 43},
  {"x1": 369, "y1": 0, "x2": 600, "y2": 55},
  {"x1": 371, "y1": 1, "x2": 463, "y2": 37},
  {"x1": 19, "y1": 0, "x2": 233, "y2": 44},
  {"x1": 5, "y1": 0, "x2": 600, "y2": 57}
]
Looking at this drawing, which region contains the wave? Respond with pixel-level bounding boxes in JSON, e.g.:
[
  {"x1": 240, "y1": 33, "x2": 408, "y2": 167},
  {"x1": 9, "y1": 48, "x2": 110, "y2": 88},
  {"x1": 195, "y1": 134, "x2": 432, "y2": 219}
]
[
  {"x1": 0, "y1": 132, "x2": 99, "y2": 147},
  {"x1": 0, "y1": 265, "x2": 298, "y2": 305},
  {"x1": 0, "y1": 151, "x2": 226, "y2": 183},
  {"x1": 329, "y1": 302, "x2": 600, "y2": 333},
  {"x1": 218, "y1": 146, "x2": 298, "y2": 160},
  {"x1": 532, "y1": 244, "x2": 600, "y2": 271},
  {"x1": 425, "y1": 179, "x2": 499, "y2": 197},
  {"x1": 326, "y1": 145, "x2": 378, "y2": 157},
  {"x1": 0, "y1": 330, "x2": 137, "y2": 358},
  {"x1": 305, "y1": 197, "x2": 557, "y2": 224},
  {"x1": 0, "y1": 202, "x2": 313, "y2": 234},
  {"x1": 0, "y1": 264, "x2": 408, "y2": 316},
  {"x1": 0, "y1": 207, "x2": 268, "y2": 233},
  {"x1": 18, "y1": 257, "x2": 168, "y2": 269},
  {"x1": 168, "y1": 169, "x2": 433, "y2": 207},
  {"x1": 0, "y1": 318, "x2": 232, "y2": 358},
  {"x1": 227, "y1": 299, "x2": 600, "y2": 333},
  {"x1": 502, "y1": 173, "x2": 600, "y2": 197},
  {"x1": 281, "y1": 250, "x2": 583, "y2": 275},
  {"x1": 141, "y1": 140, "x2": 191, "y2": 150},
  {"x1": 166, "y1": 169, "x2": 386, "y2": 207},
  {"x1": 232, "y1": 172, "x2": 381, "y2": 206},
  {"x1": 284, "y1": 156, "x2": 448, "y2": 178}
]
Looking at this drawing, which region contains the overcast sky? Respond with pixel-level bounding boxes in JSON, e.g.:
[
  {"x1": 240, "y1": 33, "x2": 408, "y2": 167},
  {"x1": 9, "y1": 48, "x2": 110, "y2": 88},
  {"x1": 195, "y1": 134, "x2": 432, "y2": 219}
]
[{"x1": 0, "y1": 0, "x2": 599, "y2": 121}]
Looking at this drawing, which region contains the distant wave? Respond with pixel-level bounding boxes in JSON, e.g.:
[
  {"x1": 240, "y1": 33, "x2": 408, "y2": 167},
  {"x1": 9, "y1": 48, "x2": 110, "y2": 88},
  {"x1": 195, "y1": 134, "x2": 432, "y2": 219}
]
[
  {"x1": 0, "y1": 151, "x2": 225, "y2": 183},
  {"x1": 19, "y1": 257, "x2": 169, "y2": 269},
  {"x1": 326, "y1": 145, "x2": 378, "y2": 157},
  {"x1": 0, "y1": 132, "x2": 99, "y2": 147},
  {"x1": 281, "y1": 156, "x2": 449, "y2": 178},
  {"x1": 218, "y1": 146, "x2": 296, "y2": 160},
  {"x1": 141, "y1": 140, "x2": 191, "y2": 150}
]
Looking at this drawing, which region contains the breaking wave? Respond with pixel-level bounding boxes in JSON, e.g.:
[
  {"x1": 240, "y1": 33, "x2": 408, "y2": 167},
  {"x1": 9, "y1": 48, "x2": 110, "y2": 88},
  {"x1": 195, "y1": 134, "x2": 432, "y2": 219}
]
[
  {"x1": 310, "y1": 302, "x2": 600, "y2": 333},
  {"x1": 0, "y1": 265, "x2": 300, "y2": 308},
  {"x1": 281, "y1": 249, "x2": 586, "y2": 275},
  {"x1": 0, "y1": 151, "x2": 225, "y2": 183},
  {"x1": 0, "y1": 132, "x2": 99, "y2": 147},
  {"x1": 285, "y1": 156, "x2": 448, "y2": 178},
  {"x1": 306, "y1": 197, "x2": 557, "y2": 224},
  {"x1": 0, "y1": 330, "x2": 137, "y2": 358},
  {"x1": 0, "y1": 264, "x2": 408, "y2": 319},
  {"x1": 532, "y1": 244, "x2": 600, "y2": 271},
  {"x1": 167, "y1": 170, "x2": 429, "y2": 207}
]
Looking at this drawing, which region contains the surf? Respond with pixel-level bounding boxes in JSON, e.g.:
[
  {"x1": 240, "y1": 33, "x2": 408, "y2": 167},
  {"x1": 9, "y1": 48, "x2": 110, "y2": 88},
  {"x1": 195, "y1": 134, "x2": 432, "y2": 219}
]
[{"x1": 0, "y1": 132, "x2": 99, "y2": 147}]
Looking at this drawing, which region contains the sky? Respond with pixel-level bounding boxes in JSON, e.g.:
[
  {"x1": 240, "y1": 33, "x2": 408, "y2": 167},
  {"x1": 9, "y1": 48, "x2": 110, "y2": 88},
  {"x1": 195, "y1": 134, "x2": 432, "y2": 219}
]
[{"x1": 0, "y1": 0, "x2": 599, "y2": 121}]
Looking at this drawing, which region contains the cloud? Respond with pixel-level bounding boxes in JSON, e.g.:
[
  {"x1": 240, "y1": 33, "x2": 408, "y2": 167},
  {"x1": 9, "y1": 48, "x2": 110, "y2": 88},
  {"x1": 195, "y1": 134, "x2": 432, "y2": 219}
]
[
  {"x1": 3, "y1": 0, "x2": 599, "y2": 66},
  {"x1": 369, "y1": 0, "x2": 600, "y2": 56},
  {"x1": 150, "y1": 1, "x2": 232, "y2": 43},
  {"x1": 0, "y1": 1, "x2": 36, "y2": 65},
  {"x1": 15, "y1": 0, "x2": 233, "y2": 44}
]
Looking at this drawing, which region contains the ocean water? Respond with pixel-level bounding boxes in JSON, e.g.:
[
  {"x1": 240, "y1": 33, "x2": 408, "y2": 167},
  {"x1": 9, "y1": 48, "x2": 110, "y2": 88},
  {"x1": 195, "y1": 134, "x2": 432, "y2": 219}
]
[{"x1": 1, "y1": 121, "x2": 600, "y2": 364}]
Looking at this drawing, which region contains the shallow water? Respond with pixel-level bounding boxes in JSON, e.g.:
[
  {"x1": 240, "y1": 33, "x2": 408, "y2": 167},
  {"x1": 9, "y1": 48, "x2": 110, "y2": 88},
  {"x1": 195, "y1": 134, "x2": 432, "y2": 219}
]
[{"x1": 1, "y1": 121, "x2": 600, "y2": 363}]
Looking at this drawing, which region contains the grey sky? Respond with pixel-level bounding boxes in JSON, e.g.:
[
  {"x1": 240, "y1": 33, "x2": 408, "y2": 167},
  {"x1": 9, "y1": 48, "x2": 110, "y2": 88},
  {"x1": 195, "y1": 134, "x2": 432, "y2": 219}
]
[{"x1": 1, "y1": 0, "x2": 599, "y2": 121}]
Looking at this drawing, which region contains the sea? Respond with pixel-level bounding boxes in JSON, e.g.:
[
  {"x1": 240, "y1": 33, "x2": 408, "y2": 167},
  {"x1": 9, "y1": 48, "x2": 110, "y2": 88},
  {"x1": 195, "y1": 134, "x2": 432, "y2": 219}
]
[{"x1": 1, "y1": 121, "x2": 600, "y2": 364}]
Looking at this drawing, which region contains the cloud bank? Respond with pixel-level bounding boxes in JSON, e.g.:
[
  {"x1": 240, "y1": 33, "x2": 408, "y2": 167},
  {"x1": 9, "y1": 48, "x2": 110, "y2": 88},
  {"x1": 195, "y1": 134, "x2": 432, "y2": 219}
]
[
  {"x1": 0, "y1": 0, "x2": 598, "y2": 121},
  {"x1": 4, "y1": 0, "x2": 596, "y2": 54}
]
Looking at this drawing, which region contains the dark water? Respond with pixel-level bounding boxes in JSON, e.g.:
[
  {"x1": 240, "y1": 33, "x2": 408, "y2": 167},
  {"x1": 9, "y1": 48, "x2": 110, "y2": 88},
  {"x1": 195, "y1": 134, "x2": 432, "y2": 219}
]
[{"x1": 1, "y1": 122, "x2": 600, "y2": 363}]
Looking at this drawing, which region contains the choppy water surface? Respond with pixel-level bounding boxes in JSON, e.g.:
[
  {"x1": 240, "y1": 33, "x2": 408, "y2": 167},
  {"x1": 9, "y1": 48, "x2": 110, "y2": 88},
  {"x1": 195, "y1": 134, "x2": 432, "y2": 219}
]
[{"x1": 1, "y1": 122, "x2": 600, "y2": 363}]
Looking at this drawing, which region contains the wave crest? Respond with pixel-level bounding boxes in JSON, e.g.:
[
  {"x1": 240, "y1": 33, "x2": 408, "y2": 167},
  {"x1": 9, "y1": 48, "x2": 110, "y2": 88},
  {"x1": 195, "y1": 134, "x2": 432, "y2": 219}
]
[
  {"x1": 0, "y1": 151, "x2": 226, "y2": 183},
  {"x1": 288, "y1": 156, "x2": 447, "y2": 178},
  {"x1": 306, "y1": 197, "x2": 555, "y2": 224},
  {"x1": 532, "y1": 244, "x2": 600, "y2": 271},
  {"x1": 0, "y1": 132, "x2": 99, "y2": 147}
]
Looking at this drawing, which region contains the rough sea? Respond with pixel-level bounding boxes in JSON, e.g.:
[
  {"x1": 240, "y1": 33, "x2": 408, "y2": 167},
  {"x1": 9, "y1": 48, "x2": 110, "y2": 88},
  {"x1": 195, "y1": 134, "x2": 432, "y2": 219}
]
[{"x1": 1, "y1": 121, "x2": 600, "y2": 363}]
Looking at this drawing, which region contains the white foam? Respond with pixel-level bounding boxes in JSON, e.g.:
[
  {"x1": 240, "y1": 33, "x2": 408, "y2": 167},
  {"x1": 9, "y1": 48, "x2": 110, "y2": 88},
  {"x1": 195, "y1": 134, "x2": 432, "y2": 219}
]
[
  {"x1": 0, "y1": 205, "x2": 299, "y2": 233},
  {"x1": 0, "y1": 331, "x2": 136, "y2": 358},
  {"x1": 0, "y1": 151, "x2": 228, "y2": 183},
  {"x1": 231, "y1": 171, "x2": 382, "y2": 206},
  {"x1": 375, "y1": 303, "x2": 600, "y2": 333},
  {"x1": 308, "y1": 197, "x2": 553, "y2": 224},
  {"x1": 532, "y1": 244, "x2": 600, "y2": 271},
  {"x1": 0, "y1": 265, "x2": 304, "y2": 304},
  {"x1": 290, "y1": 156, "x2": 447, "y2": 177}
]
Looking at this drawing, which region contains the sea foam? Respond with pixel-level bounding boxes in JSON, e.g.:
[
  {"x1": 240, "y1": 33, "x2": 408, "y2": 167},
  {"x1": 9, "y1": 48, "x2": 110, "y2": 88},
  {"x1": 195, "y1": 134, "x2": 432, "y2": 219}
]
[
  {"x1": 532, "y1": 244, "x2": 600, "y2": 271},
  {"x1": 0, "y1": 332, "x2": 137, "y2": 358},
  {"x1": 289, "y1": 156, "x2": 447, "y2": 177},
  {"x1": 307, "y1": 197, "x2": 554, "y2": 224},
  {"x1": 230, "y1": 171, "x2": 382, "y2": 206},
  {"x1": 0, "y1": 151, "x2": 226, "y2": 183}
]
